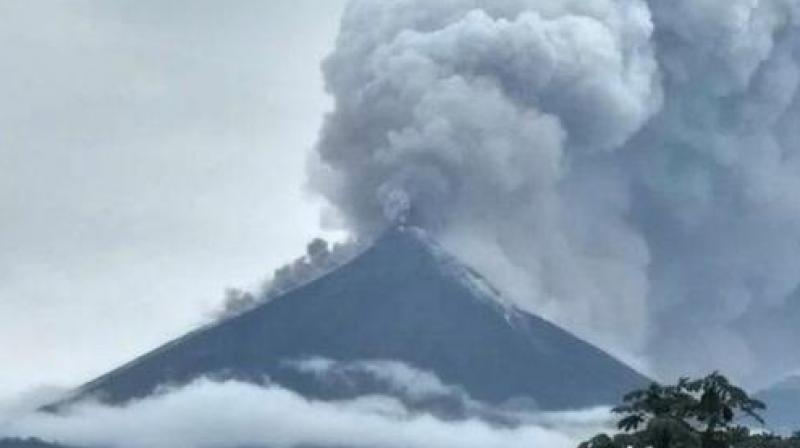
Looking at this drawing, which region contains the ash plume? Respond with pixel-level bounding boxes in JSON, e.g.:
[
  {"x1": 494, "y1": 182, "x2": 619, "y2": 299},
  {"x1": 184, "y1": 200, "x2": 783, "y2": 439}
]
[
  {"x1": 310, "y1": 0, "x2": 800, "y2": 386},
  {"x1": 215, "y1": 238, "x2": 364, "y2": 320}
]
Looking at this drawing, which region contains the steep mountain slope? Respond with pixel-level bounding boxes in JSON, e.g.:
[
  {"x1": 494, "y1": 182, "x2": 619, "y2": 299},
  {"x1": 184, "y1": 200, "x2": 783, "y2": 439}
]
[{"x1": 56, "y1": 227, "x2": 648, "y2": 411}]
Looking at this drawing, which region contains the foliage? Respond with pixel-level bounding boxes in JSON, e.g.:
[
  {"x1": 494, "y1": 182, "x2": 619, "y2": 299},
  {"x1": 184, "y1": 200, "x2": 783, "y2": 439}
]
[{"x1": 579, "y1": 372, "x2": 800, "y2": 448}]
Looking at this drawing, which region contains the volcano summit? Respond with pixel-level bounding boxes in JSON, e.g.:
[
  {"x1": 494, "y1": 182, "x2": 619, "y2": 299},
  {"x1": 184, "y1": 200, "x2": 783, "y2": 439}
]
[{"x1": 55, "y1": 227, "x2": 647, "y2": 411}]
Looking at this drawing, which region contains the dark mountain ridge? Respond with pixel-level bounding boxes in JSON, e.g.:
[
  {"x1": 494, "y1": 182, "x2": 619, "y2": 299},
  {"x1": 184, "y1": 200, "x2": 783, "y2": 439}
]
[{"x1": 52, "y1": 227, "x2": 648, "y2": 411}]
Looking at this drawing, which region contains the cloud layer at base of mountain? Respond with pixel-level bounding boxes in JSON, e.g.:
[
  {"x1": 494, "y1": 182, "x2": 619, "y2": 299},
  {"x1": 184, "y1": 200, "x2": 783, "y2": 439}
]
[{"x1": 1, "y1": 361, "x2": 612, "y2": 448}]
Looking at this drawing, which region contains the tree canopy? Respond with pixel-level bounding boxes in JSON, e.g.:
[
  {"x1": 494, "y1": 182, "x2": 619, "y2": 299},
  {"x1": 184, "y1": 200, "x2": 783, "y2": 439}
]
[{"x1": 579, "y1": 372, "x2": 800, "y2": 448}]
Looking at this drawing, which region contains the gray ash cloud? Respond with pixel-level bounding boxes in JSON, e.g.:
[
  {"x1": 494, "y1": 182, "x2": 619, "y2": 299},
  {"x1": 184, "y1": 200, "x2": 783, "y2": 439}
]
[{"x1": 310, "y1": 0, "x2": 800, "y2": 386}]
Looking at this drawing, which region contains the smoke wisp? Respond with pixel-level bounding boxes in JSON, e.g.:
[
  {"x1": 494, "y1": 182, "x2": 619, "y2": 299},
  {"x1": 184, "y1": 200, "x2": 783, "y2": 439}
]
[{"x1": 214, "y1": 237, "x2": 365, "y2": 320}]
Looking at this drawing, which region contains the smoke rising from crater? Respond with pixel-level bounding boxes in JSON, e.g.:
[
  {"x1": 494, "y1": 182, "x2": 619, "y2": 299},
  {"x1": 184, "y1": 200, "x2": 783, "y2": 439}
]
[{"x1": 310, "y1": 0, "x2": 800, "y2": 386}]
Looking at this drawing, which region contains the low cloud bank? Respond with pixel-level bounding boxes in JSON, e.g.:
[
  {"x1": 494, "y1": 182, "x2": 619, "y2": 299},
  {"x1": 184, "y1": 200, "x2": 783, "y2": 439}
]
[{"x1": 0, "y1": 361, "x2": 612, "y2": 448}]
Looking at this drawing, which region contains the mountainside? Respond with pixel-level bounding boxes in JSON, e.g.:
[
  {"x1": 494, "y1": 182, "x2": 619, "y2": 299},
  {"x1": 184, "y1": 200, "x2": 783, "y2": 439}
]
[
  {"x1": 758, "y1": 375, "x2": 800, "y2": 434},
  {"x1": 0, "y1": 439, "x2": 74, "y2": 448},
  {"x1": 55, "y1": 227, "x2": 648, "y2": 411}
]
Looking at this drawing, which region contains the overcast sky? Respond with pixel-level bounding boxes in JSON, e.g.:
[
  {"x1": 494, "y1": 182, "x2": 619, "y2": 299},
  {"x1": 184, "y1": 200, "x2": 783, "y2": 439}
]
[{"x1": 0, "y1": 0, "x2": 349, "y2": 401}]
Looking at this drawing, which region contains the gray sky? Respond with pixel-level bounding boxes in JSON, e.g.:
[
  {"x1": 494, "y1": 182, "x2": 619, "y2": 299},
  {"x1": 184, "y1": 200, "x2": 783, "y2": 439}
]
[{"x1": 0, "y1": 0, "x2": 348, "y2": 401}]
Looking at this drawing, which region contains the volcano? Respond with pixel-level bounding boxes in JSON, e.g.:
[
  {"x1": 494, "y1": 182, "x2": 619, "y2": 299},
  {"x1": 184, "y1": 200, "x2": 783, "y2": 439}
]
[{"x1": 55, "y1": 227, "x2": 647, "y2": 411}]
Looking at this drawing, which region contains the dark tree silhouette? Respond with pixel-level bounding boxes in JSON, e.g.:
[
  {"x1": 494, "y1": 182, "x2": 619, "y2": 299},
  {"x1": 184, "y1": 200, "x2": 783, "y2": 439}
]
[{"x1": 577, "y1": 372, "x2": 800, "y2": 448}]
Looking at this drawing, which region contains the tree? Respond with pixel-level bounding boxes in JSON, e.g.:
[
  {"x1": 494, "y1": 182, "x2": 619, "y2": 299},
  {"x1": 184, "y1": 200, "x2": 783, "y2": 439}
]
[{"x1": 580, "y1": 372, "x2": 773, "y2": 448}]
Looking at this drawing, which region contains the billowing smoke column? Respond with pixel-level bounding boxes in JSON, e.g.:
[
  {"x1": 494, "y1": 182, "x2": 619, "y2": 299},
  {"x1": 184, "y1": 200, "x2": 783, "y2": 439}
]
[{"x1": 310, "y1": 0, "x2": 800, "y2": 387}]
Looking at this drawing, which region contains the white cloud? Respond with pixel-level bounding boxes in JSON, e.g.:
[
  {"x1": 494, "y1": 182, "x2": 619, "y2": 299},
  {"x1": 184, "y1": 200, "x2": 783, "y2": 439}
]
[
  {"x1": 284, "y1": 358, "x2": 467, "y2": 403},
  {"x1": 0, "y1": 378, "x2": 611, "y2": 448}
]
